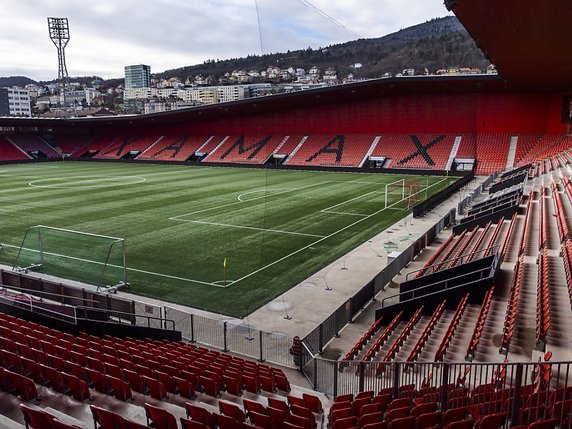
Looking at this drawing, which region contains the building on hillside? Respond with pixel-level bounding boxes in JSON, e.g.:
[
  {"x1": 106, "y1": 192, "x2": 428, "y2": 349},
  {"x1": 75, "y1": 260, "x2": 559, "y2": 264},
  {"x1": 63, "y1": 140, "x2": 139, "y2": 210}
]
[
  {"x1": 0, "y1": 87, "x2": 31, "y2": 116},
  {"x1": 124, "y1": 64, "x2": 151, "y2": 89}
]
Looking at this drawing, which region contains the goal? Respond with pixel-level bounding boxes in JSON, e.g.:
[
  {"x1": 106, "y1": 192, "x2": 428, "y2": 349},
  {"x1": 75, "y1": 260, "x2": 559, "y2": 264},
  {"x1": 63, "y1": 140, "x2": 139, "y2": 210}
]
[
  {"x1": 13, "y1": 225, "x2": 128, "y2": 291},
  {"x1": 384, "y1": 178, "x2": 425, "y2": 210}
]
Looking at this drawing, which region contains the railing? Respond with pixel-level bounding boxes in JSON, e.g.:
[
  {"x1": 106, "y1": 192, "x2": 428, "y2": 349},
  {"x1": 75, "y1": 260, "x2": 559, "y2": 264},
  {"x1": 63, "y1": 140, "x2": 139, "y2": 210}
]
[
  {"x1": 405, "y1": 245, "x2": 500, "y2": 281},
  {"x1": 301, "y1": 208, "x2": 456, "y2": 355},
  {"x1": 302, "y1": 358, "x2": 572, "y2": 411},
  {"x1": 457, "y1": 173, "x2": 496, "y2": 214},
  {"x1": 0, "y1": 269, "x2": 134, "y2": 320},
  {"x1": 0, "y1": 285, "x2": 175, "y2": 329},
  {"x1": 162, "y1": 308, "x2": 297, "y2": 368},
  {"x1": 381, "y1": 265, "x2": 494, "y2": 309}
]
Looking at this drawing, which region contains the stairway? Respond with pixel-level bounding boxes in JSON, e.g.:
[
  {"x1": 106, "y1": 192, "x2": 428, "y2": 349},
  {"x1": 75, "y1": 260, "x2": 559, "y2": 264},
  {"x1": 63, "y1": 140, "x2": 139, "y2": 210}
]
[
  {"x1": 359, "y1": 136, "x2": 381, "y2": 167},
  {"x1": 505, "y1": 136, "x2": 519, "y2": 170},
  {"x1": 284, "y1": 136, "x2": 307, "y2": 163},
  {"x1": 445, "y1": 136, "x2": 463, "y2": 170}
]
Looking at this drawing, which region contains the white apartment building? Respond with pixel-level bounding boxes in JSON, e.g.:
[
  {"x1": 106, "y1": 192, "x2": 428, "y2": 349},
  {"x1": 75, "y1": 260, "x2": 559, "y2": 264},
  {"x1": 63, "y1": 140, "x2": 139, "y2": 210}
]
[
  {"x1": 0, "y1": 87, "x2": 31, "y2": 116},
  {"x1": 124, "y1": 85, "x2": 246, "y2": 105}
]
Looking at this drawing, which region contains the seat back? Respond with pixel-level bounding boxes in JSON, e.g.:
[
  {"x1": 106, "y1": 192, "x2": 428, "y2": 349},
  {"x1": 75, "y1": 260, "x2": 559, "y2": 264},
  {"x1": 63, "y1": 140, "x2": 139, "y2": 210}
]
[
  {"x1": 90, "y1": 404, "x2": 127, "y2": 429},
  {"x1": 145, "y1": 403, "x2": 177, "y2": 429},
  {"x1": 20, "y1": 403, "x2": 56, "y2": 429}
]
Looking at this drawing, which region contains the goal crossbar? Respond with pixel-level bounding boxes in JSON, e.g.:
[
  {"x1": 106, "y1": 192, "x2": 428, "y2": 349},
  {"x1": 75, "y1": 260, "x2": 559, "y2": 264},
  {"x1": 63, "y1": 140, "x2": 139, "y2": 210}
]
[{"x1": 13, "y1": 225, "x2": 127, "y2": 292}]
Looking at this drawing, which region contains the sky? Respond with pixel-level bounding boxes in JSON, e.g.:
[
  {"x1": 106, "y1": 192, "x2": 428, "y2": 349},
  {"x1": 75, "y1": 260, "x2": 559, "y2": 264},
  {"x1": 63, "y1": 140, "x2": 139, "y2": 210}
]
[{"x1": 0, "y1": 0, "x2": 450, "y2": 82}]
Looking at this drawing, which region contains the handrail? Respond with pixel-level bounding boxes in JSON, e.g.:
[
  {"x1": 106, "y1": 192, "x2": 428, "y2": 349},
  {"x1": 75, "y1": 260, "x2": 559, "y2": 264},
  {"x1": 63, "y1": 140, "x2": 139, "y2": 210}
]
[
  {"x1": 0, "y1": 289, "x2": 176, "y2": 330},
  {"x1": 381, "y1": 264, "x2": 496, "y2": 309},
  {"x1": 406, "y1": 244, "x2": 500, "y2": 281},
  {"x1": 0, "y1": 283, "x2": 101, "y2": 305}
]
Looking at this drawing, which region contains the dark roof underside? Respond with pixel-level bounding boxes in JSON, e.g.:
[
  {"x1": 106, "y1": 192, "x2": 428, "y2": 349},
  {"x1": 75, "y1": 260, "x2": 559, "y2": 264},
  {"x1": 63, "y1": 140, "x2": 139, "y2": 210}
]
[{"x1": 449, "y1": 0, "x2": 572, "y2": 90}]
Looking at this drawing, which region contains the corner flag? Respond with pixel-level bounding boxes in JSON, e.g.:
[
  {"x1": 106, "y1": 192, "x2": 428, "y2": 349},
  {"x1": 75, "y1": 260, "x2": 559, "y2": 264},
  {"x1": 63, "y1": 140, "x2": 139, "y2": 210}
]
[{"x1": 223, "y1": 258, "x2": 228, "y2": 287}]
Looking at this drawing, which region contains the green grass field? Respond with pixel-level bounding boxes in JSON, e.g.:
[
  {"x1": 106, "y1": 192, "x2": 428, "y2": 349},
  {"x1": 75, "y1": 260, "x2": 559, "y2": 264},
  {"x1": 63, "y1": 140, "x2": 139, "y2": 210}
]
[{"x1": 0, "y1": 162, "x2": 455, "y2": 317}]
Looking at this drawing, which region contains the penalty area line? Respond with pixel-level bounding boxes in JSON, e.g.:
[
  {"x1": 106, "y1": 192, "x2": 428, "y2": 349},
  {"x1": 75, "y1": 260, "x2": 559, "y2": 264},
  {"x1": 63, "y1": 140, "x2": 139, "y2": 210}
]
[{"x1": 229, "y1": 178, "x2": 449, "y2": 286}]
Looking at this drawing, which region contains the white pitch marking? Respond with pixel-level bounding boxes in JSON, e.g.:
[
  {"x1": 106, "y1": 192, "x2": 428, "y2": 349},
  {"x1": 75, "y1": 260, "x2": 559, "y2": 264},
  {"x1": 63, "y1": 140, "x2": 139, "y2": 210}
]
[
  {"x1": 322, "y1": 210, "x2": 368, "y2": 217},
  {"x1": 237, "y1": 188, "x2": 290, "y2": 202},
  {"x1": 320, "y1": 189, "x2": 383, "y2": 216},
  {"x1": 169, "y1": 181, "x2": 331, "y2": 220},
  {"x1": 174, "y1": 219, "x2": 325, "y2": 238},
  {"x1": 0, "y1": 243, "x2": 225, "y2": 288},
  {"x1": 229, "y1": 177, "x2": 450, "y2": 286},
  {"x1": 28, "y1": 176, "x2": 146, "y2": 189}
]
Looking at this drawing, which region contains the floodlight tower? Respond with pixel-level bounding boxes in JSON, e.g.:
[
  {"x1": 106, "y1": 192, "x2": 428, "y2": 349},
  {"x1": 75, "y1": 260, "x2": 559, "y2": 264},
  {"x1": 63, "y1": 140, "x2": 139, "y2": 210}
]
[{"x1": 47, "y1": 17, "x2": 70, "y2": 110}]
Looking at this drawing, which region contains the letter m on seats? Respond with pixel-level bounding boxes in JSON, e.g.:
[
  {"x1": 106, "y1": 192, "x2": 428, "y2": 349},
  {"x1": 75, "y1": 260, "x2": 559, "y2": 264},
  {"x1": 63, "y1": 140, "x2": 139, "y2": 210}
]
[{"x1": 220, "y1": 135, "x2": 273, "y2": 160}]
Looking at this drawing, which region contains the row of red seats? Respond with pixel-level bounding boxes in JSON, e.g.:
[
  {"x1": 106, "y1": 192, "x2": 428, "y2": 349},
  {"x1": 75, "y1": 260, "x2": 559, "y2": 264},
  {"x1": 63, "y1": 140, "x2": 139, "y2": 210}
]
[
  {"x1": 447, "y1": 227, "x2": 479, "y2": 269},
  {"x1": 406, "y1": 301, "x2": 446, "y2": 364},
  {"x1": 465, "y1": 222, "x2": 492, "y2": 264},
  {"x1": 483, "y1": 218, "x2": 504, "y2": 258},
  {"x1": 561, "y1": 239, "x2": 572, "y2": 309},
  {"x1": 500, "y1": 212, "x2": 518, "y2": 262},
  {"x1": 20, "y1": 403, "x2": 84, "y2": 429},
  {"x1": 329, "y1": 389, "x2": 495, "y2": 429},
  {"x1": 137, "y1": 135, "x2": 212, "y2": 161},
  {"x1": 360, "y1": 313, "x2": 403, "y2": 363},
  {"x1": 0, "y1": 310, "x2": 291, "y2": 400},
  {"x1": 536, "y1": 248, "x2": 551, "y2": 346},
  {"x1": 343, "y1": 318, "x2": 386, "y2": 362},
  {"x1": 0, "y1": 346, "x2": 94, "y2": 401},
  {"x1": 518, "y1": 190, "x2": 534, "y2": 256},
  {"x1": 551, "y1": 181, "x2": 570, "y2": 242},
  {"x1": 415, "y1": 235, "x2": 455, "y2": 278},
  {"x1": 285, "y1": 134, "x2": 376, "y2": 168},
  {"x1": 434, "y1": 294, "x2": 469, "y2": 362},
  {"x1": 205, "y1": 135, "x2": 285, "y2": 164},
  {"x1": 377, "y1": 307, "x2": 425, "y2": 374},
  {"x1": 332, "y1": 383, "x2": 571, "y2": 429},
  {"x1": 8, "y1": 134, "x2": 62, "y2": 158},
  {"x1": 0, "y1": 135, "x2": 31, "y2": 160},
  {"x1": 0, "y1": 366, "x2": 39, "y2": 401},
  {"x1": 465, "y1": 286, "x2": 495, "y2": 361},
  {"x1": 432, "y1": 230, "x2": 469, "y2": 272},
  {"x1": 539, "y1": 186, "x2": 547, "y2": 250},
  {"x1": 499, "y1": 255, "x2": 524, "y2": 355}
]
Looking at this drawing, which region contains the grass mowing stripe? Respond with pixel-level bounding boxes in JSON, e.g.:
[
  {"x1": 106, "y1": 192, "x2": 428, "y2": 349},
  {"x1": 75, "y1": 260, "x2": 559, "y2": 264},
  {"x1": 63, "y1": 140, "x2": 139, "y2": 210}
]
[{"x1": 0, "y1": 162, "x2": 456, "y2": 316}]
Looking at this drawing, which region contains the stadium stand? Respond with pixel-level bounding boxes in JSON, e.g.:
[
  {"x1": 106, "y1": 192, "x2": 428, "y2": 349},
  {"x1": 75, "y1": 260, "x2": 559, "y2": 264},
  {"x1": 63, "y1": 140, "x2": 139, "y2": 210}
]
[
  {"x1": 6, "y1": 135, "x2": 61, "y2": 159},
  {"x1": 285, "y1": 134, "x2": 377, "y2": 167},
  {"x1": 0, "y1": 135, "x2": 30, "y2": 160},
  {"x1": 94, "y1": 134, "x2": 161, "y2": 159},
  {"x1": 205, "y1": 134, "x2": 285, "y2": 164},
  {"x1": 136, "y1": 135, "x2": 213, "y2": 161},
  {"x1": 53, "y1": 135, "x2": 95, "y2": 156},
  {"x1": 370, "y1": 134, "x2": 456, "y2": 170}
]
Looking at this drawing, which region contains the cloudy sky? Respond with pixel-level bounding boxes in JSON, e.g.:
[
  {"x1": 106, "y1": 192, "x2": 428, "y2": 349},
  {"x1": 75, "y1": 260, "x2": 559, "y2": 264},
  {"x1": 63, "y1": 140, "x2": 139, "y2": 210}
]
[{"x1": 0, "y1": 0, "x2": 450, "y2": 81}]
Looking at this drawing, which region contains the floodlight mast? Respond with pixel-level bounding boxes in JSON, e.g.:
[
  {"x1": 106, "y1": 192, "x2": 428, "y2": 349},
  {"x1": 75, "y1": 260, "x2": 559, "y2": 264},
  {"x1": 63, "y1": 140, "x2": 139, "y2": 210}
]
[{"x1": 47, "y1": 17, "x2": 70, "y2": 111}]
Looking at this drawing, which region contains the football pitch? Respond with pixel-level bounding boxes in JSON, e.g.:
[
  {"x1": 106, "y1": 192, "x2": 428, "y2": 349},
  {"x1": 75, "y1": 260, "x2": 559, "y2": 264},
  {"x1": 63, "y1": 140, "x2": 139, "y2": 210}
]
[{"x1": 0, "y1": 162, "x2": 455, "y2": 317}]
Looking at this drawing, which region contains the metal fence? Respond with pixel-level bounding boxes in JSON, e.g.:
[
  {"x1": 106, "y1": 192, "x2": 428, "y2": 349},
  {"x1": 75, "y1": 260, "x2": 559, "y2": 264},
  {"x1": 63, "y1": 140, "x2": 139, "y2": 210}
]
[
  {"x1": 302, "y1": 357, "x2": 572, "y2": 422},
  {"x1": 302, "y1": 208, "x2": 456, "y2": 355},
  {"x1": 458, "y1": 173, "x2": 496, "y2": 214},
  {"x1": 132, "y1": 303, "x2": 298, "y2": 368}
]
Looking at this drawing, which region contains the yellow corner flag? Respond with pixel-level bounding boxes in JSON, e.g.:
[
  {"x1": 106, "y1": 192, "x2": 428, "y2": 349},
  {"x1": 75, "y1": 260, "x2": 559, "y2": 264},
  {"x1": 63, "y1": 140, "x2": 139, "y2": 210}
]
[{"x1": 223, "y1": 258, "x2": 228, "y2": 287}]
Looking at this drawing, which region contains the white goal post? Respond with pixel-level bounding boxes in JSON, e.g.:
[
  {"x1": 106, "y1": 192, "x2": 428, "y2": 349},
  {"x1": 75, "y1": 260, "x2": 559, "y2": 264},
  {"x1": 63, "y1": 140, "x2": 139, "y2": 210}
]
[
  {"x1": 13, "y1": 225, "x2": 128, "y2": 292},
  {"x1": 384, "y1": 179, "x2": 406, "y2": 209}
]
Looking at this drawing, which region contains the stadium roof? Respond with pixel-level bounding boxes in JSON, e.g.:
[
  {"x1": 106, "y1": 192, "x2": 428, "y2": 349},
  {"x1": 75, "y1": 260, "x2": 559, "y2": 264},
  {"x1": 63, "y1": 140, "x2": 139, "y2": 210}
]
[
  {"x1": 448, "y1": 0, "x2": 572, "y2": 90},
  {"x1": 0, "y1": 75, "x2": 513, "y2": 130}
]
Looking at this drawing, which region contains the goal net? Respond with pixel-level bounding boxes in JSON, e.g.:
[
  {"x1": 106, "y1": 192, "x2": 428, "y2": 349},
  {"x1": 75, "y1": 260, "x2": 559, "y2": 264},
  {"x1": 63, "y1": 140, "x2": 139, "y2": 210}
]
[
  {"x1": 385, "y1": 178, "x2": 424, "y2": 210},
  {"x1": 13, "y1": 225, "x2": 127, "y2": 291}
]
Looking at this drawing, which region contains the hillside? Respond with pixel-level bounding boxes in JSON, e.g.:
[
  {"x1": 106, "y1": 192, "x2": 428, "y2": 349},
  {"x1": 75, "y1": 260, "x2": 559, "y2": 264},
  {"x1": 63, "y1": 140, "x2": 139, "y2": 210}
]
[
  {"x1": 1, "y1": 16, "x2": 489, "y2": 88},
  {"x1": 157, "y1": 16, "x2": 489, "y2": 81}
]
